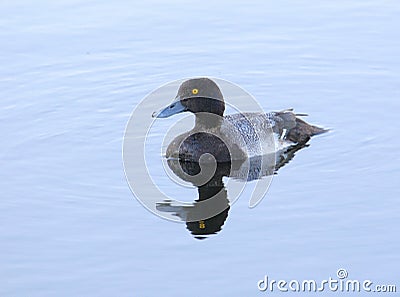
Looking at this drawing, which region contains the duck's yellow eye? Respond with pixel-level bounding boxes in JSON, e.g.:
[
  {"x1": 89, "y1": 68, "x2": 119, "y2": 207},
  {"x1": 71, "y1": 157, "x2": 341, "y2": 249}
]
[{"x1": 192, "y1": 88, "x2": 199, "y2": 95}]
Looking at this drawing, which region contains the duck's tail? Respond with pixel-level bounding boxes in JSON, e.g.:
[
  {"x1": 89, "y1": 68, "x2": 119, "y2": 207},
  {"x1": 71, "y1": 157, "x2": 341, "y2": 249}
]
[
  {"x1": 287, "y1": 117, "x2": 328, "y2": 143},
  {"x1": 273, "y1": 109, "x2": 328, "y2": 144}
]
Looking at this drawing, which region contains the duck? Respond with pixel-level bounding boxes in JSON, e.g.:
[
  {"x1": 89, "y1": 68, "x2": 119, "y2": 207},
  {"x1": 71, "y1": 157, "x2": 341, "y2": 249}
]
[{"x1": 152, "y1": 78, "x2": 327, "y2": 162}]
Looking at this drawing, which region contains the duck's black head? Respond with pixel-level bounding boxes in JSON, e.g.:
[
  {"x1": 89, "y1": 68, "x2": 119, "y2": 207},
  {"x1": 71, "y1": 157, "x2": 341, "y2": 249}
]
[{"x1": 153, "y1": 78, "x2": 225, "y2": 118}]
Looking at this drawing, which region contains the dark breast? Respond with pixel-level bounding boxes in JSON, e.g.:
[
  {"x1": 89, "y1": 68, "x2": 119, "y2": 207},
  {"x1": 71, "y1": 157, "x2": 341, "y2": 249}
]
[{"x1": 177, "y1": 132, "x2": 231, "y2": 162}]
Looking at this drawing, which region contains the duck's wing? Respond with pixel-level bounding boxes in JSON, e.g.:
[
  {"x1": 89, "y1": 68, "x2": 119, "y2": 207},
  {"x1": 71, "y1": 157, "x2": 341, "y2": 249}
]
[
  {"x1": 223, "y1": 113, "x2": 277, "y2": 156},
  {"x1": 224, "y1": 110, "x2": 327, "y2": 148}
]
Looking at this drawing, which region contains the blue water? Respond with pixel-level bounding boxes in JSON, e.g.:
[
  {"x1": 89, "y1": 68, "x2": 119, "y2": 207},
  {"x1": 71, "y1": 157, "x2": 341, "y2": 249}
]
[{"x1": 1, "y1": 0, "x2": 399, "y2": 296}]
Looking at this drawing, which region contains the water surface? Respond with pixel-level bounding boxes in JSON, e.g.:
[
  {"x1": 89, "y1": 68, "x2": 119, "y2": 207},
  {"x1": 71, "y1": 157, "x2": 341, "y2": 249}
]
[{"x1": 1, "y1": 0, "x2": 399, "y2": 296}]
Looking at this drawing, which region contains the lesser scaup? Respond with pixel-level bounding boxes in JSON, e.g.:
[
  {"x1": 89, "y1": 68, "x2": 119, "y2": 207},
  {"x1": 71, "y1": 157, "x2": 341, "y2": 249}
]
[{"x1": 152, "y1": 78, "x2": 326, "y2": 162}]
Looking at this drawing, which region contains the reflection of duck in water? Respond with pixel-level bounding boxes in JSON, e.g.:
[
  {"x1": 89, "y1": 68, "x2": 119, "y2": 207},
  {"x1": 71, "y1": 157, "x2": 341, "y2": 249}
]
[
  {"x1": 157, "y1": 144, "x2": 308, "y2": 239},
  {"x1": 153, "y1": 77, "x2": 327, "y2": 239},
  {"x1": 157, "y1": 161, "x2": 231, "y2": 240},
  {"x1": 153, "y1": 77, "x2": 327, "y2": 162}
]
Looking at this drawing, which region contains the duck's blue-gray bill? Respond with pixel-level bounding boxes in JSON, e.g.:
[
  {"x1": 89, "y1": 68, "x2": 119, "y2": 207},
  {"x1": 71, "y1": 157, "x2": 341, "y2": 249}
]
[{"x1": 152, "y1": 99, "x2": 186, "y2": 118}]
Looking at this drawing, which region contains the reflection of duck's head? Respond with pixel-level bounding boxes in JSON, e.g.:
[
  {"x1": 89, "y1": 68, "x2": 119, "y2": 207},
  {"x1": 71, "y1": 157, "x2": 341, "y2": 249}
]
[
  {"x1": 152, "y1": 77, "x2": 225, "y2": 118},
  {"x1": 186, "y1": 206, "x2": 230, "y2": 240},
  {"x1": 156, "y1": 160, "x2": 231, "y2": 240}
]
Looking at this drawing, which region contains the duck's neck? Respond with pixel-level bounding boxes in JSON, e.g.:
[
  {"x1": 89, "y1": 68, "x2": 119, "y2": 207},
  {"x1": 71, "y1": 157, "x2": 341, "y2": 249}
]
[{"x1": 194, "y1": 113, "x2": 224, "y2": 129}]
